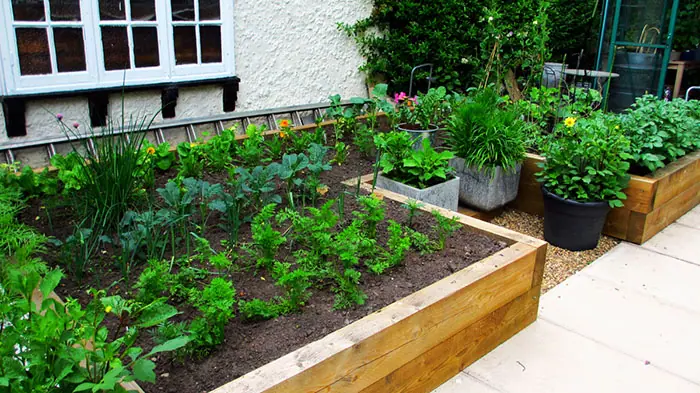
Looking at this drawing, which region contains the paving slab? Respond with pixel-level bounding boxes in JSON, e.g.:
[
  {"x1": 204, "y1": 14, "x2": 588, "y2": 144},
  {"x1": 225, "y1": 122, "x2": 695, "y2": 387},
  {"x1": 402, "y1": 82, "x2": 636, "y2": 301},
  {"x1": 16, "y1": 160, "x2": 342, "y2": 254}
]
[
  {"x1": 462, "y1": 320, "x2": 700, "y2": 393},
  {"x1": 581, "y1": 243, "x2": 700, "y2": 313},
  {"x1": 540, "y1": 273, "x2": 700, "y2": 384},
  {"x1": 640, "y1": 223, "x2": 700, "y2": 265},
  {"x1": 432, "y1": 373, "x2": 501, "y2": 393},
  {"x1": 677, "y1": 205, "x2": 700, "y2": 229}
]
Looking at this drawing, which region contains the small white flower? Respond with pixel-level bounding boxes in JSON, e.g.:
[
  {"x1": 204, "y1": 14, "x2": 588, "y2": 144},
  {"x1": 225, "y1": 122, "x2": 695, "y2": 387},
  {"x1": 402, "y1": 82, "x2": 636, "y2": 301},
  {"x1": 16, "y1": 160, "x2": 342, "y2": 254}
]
[
  {"x1": 488, "y1": 16, "x2": 494, "y2": 22},
  {"x1": 507, "y1": 31, "x2": 513, "y2": 37},
  {"x1": 461, "y1": 57, "x2": 469, "y2": 64},
  {"x1": 533, "y1": 20, "x2": 538, "y2": 25}
]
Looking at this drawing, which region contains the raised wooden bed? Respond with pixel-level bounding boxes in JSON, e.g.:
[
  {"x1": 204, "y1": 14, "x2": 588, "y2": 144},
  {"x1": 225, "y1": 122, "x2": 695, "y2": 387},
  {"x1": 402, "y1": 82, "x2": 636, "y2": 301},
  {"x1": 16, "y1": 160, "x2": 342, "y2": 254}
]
[
  {"x1": 512, "y1": 151, "x2": 700, "y2": 244},
  {"x1": 211, "y1": 175, "x2": 547, "y2": 393}
]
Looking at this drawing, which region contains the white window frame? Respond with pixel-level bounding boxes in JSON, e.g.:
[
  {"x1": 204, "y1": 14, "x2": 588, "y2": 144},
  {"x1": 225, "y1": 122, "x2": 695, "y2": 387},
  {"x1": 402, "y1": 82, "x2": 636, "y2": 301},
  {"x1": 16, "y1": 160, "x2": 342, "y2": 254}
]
[{"x1": 0, "y1": 0, "x2": 235, "y2": 96}]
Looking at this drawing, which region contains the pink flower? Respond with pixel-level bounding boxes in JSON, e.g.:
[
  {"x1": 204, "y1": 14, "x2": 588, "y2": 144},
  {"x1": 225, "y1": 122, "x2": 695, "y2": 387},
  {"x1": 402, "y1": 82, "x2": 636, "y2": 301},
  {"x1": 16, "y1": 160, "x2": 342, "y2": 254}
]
[
  {"x1": 56, "y1": 113, "x2": 64, "y2": 120},
  {"x1": 394, "y1": 92, "x2": 408, "y2": 104},
  {"x1": 72, "y1": 122, "x2": 80, "y2": 128}
]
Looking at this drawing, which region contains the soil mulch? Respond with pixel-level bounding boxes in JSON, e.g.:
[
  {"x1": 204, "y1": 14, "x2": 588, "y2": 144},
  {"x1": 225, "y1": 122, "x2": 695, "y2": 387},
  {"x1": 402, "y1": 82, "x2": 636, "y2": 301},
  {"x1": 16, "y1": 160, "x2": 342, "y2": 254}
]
[
  {"x1": 491, "y1": 208, "x2": 620, "y2": 293},
  {"x1": 19, "y1": 135, "x2": 507, "y2": 393}
]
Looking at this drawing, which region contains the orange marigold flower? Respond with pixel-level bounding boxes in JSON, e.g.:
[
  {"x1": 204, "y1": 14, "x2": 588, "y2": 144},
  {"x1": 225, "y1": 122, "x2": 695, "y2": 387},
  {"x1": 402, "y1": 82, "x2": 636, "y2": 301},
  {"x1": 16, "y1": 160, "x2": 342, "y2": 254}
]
[
  {"x1": 280, "y1": 131, "x2": 287, "y2": 139},
  {"x1": 146, "y1": 147, "x2": 156, "y2": 155},
  {"x1": 279, "y1": 119, "x2": 290, "y2": 128}
]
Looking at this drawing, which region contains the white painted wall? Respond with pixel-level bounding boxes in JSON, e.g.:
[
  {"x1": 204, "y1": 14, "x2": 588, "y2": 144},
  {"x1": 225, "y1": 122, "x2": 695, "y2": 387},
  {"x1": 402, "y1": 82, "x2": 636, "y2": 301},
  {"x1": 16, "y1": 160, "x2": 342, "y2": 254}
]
[{"x1": 0, "y1": 0, "x2": 372, "y2": 145}]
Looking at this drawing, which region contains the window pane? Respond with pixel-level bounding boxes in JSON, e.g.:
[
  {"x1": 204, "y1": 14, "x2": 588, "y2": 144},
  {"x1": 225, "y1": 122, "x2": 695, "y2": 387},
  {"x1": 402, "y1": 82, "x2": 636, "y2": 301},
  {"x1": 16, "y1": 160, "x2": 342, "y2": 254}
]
[
  {"x1": 174, "y1": 26, "x2": 197, "y2": 64},
  {"x1": 12, "y1": 0, "x2": 46, "y2": 21},
  {"x1": 15, "y1": 28, "x2": 52, "y2": 75},
  {"x1": 199, "y1": 0, "x2": 220, "y2": 20},
  {"x1": 50, "y1": 0, "x2": 81, "y2": 21},
  {"x1": 101, "y1": 26, "x2": 130, "y2": 70},
  {"x1": 130, "y1": 0, "x2": 156, "y2": 21},
  {"x1": 99, "y1": 0, "x2": 125, "y2": 20},
  {"x1": 200, "y1": 26, "x2": 221, "y2": 63},
  {"x1": 171, "y1": 0, "x2": 194, "y2": 21},
  {"x1": 54, "y1": 28, "x2": 86, "y2": 72},
  {"x1": 133, "y1": 27, "x2": 159, "y2": 68}
]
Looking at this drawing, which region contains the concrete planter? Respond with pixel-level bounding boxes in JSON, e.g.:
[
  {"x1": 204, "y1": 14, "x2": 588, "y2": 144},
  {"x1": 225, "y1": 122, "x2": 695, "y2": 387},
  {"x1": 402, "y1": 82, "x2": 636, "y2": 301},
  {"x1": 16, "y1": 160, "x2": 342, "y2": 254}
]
[
  {"x1": 450, "y1": 157, "x2": 522, "y2": 211},
  {"x1": 375, "y1": 174, "x2": 460, "y2": 211}
]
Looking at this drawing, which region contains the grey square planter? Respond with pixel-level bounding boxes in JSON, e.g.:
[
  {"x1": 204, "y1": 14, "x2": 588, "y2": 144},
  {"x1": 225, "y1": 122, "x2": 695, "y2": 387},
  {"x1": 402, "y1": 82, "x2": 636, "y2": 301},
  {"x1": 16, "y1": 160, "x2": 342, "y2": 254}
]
[
  {"x1": 375, "y1": 174, "x2": 460, "y2": 211},
  {"x1": 450, "y1": 157, "x2": 522, "y2": 211}
]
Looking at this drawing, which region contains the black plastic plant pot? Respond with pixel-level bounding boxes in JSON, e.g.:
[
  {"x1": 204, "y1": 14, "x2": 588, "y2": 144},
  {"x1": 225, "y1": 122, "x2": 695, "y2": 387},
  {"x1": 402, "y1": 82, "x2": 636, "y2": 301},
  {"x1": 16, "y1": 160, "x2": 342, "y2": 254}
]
[{"x1": 541, "y1": 186, "x2": 611, "y2": 251}]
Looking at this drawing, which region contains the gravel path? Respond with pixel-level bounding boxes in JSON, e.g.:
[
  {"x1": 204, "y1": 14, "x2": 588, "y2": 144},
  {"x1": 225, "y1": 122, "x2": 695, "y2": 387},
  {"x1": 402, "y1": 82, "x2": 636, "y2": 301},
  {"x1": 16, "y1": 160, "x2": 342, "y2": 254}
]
[{"x1": 492, "y1": 208, "x2": 620, "y2": 293}]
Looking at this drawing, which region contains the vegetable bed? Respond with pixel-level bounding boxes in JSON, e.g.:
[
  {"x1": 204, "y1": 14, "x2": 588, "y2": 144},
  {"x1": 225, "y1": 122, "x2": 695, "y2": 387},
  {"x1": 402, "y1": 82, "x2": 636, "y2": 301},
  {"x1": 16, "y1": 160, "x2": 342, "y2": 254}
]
[
  {"x1": 9, "y1": 121, "x2": 546, "y2": 393},
  {"x1": 513, "y1": 151, "x2": 700, "y2": 244}
]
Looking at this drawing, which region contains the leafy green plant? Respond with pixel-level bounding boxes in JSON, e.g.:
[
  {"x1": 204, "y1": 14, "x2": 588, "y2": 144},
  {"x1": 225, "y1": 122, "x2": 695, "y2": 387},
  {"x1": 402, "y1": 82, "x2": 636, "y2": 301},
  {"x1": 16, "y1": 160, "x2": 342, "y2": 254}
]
[
  {"x1": 239, "y1": 124, "x2": 268, "y2": 168},
  {"x1": 395, "y1": 86, "x2": 449, "y2": 129},
  {"x1": 305, "y1": 143, "x2": 333, "y2": 205},
  {"x1": 366, "y1": 220, "x2": 411, "y2": 274},
  {"x1": 401, "y1": 199, "x2": 424, "y2": 228},
  {"x1": 236, "y1": 164, "x2": 281, "y2": 212},
  {"x1": 537, "y1": 113, "x2": 632, "y2": 207},
  {"x1": 269, "y1": 153, "x2": 309, "y2": 206},
  {"x1": 621, "y1": 95, "x2": 700, "y2": 173},
  {"x1": 400, "y1": 139, "x2": 455, "y2": 189},
  {"x1": 0, "y1": 185, "x2": 47, "y2": 258},
  {"x1": 118, "y1": 209, "x2": 170, "y2": 280},
  {"x1": 250, "y1": 204, "x2": 286, "y2": 269},
  {"x1": 0, "y1": 262, "x2": 188, "y2": 393},
  {"x1": 209, "y1": 173, "x2": 248, "y2": 246},
  {"x1": 353, "y1": 195, "x2": 385, "y2": 240},
  {"x1": 176, "y1": 141, "x2": 205, "y2": 179},
  {"x1": 374, "y1": 131, "x2": 415, "y2": 175},
  {"x1": 264, "y1": 133, "x2": 285, "y2": 160},
  {"x1": 186, "y1": 277, "x2": 236, "y2": 354},
  {"x1": 331, "y1": 142, "x2": 349, "y2": 165},
  {"x1": 431, "y1": 210, "x2": 461, "y2": 250},
  {"x1": 142, "y1": 141, "x2": 175, "y2": 171},
  {"x1": 182, "y1": 178, "x2": 224, "y2": 235},
  {"x1": 157, "y1": 179, "x2": 195, "y2": 256},
  {"x1": 200, "y1": 129, "x2": 238, "y2": 171},
  {"x1": 447, "y1": 88, "x2": 526, "y2": 174},
  {"x1": 0, "y1": 163, "x2": 58, "y2": 198},
  {"x1": 55, "y1": 222, "x2": 111, "y2": 281},
  {"x1": 135, "y1": 259, "x2": 173, "y2": 303}
]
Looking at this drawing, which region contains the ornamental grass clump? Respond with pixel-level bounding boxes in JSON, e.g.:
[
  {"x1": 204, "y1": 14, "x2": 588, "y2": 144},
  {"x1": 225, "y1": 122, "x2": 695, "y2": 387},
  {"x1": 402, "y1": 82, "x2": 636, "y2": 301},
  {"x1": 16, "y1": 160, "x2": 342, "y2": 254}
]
[
  {"x1": 536, "y1": 112, "x2": 632, "y2": 208},
  {"x1": 446, "y1": 88, "x2": 526, "y2": 175}
]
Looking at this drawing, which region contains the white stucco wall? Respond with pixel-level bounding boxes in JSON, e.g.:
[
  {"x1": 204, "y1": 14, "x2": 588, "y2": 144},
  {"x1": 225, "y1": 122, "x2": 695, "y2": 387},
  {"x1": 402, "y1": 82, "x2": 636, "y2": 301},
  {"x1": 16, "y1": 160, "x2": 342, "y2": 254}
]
[{"x1": 1, "y1": 0, "x2": 372, "y2": 146}]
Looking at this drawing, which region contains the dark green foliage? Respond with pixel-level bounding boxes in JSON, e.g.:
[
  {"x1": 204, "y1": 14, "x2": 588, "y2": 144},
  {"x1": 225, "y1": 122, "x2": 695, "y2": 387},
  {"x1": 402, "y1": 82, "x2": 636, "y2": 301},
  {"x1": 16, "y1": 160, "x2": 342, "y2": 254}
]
[
  {"x1": 621, "y1": 96, "x2": 700, "y2": 173},
  {"x1": 340, "y1": 0, "x2": 550, "y2": 92},
  {"x1": 547, "y1": 0, "x2": 600, "y2": 60},
  {"x1": 447, "y1": 88, "x2": 526, "y2": 174},
  {"x1": 240, "y1": 124, "x2": 268, "y2": 168},
  {"x1": 537, "y1": 113, "x2": 632, "y2": 207},
  {"x1": 673, "y1": 1, "x2": 700, "y2": 51}
]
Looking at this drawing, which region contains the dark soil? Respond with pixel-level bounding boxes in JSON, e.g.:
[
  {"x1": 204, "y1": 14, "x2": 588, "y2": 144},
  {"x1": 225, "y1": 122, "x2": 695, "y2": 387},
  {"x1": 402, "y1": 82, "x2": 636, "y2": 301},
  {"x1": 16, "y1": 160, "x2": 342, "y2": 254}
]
[{"x1": 19, "y1": 129, "x2": 507, "y2": 393}]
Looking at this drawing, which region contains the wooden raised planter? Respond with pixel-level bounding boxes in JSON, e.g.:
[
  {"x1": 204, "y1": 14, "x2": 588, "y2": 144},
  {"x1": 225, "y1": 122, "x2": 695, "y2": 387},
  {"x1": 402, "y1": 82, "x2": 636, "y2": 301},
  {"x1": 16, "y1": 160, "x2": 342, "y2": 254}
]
[
  {"x1": 513, "y1": 151, "x2": 700, "y2": 244},
  {"x1": 211, "y1": 175, "x2": 547, "y2": 393}
]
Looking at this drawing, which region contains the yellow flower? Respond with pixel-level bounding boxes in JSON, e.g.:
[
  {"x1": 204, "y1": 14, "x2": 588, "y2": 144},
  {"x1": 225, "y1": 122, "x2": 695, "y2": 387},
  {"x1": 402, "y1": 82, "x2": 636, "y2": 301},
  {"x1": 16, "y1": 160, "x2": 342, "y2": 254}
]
[
  {"x1": 316, "y1": 185, "x2": 329, "y2": 196},
  {"x1": 105, "y1": 306, "x2": 113, "y2": 313},
  {"x1": 279, "y1": 131, "x2": 287, "y2": 139},
  {"x1": 279, "y1": 119, "x2": 290, "y2": 128},
  {"x1": 190, "y1": 142, "x2": 198, "y2": 148},
  {"x1": 146, "y1": 147, "x2": 156, "y2": 155},
  {"x1": 372, "y1": 191, "x2": 385, "y2": 201},
  {"x1": 564, "y1": 117, "x2": 577, "y2": 128},
  {"x1": 615, "y1": 125, "x2": 620, "y2": 130}
]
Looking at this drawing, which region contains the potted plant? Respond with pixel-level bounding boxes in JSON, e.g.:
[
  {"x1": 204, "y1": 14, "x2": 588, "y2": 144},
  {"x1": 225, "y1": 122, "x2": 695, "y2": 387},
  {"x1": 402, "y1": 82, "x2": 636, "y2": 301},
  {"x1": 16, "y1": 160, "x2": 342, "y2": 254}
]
[
  {"x1": 374, "y1": 131, "x2": 459, "y2": 211},
  {"x1": 392, "y1": 86, "x2": 449, "y2": 149},
  {"x1": 536, "y1": 113, "x2": 632, "y2": 251},
  {"x1": 446, "y1": 88, "x2": 526, "y2": 211}
]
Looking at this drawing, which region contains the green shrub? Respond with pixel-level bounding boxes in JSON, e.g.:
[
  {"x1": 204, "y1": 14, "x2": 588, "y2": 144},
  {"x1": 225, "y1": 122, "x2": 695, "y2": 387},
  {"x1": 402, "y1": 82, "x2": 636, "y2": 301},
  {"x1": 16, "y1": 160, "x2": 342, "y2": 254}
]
[
  {"x1": 621, "y1": 95, "x2": 700, "y2": 174},
  {"x1": 447, "y1": 88, "x2": 526, "y2": 173},
  {"x1": 537, "y1": 113, "x2": 632, "y2": 207}
]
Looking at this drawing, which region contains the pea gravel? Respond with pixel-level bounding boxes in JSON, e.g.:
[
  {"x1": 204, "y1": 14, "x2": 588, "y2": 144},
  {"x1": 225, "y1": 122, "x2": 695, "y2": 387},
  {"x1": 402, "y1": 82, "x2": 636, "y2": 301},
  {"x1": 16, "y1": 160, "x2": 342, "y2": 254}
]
[{"x1": 491, "y1": 208, "x2": 620, "y2": 293}]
